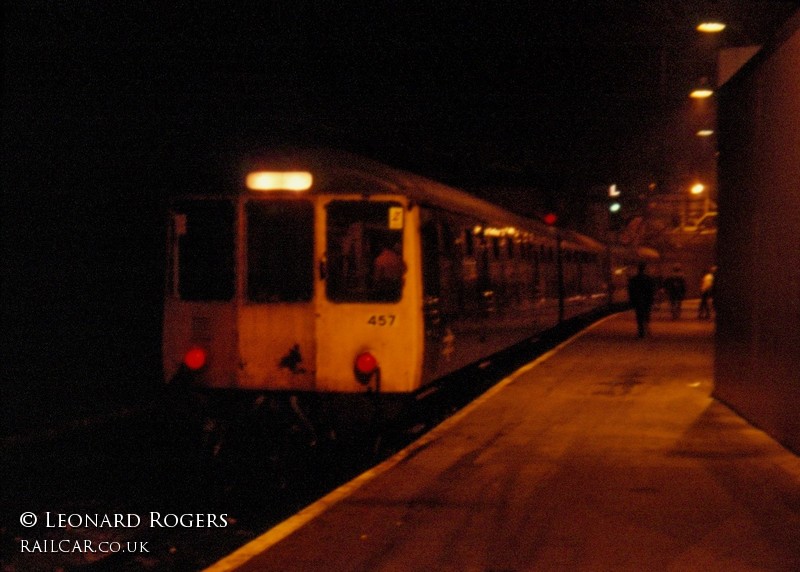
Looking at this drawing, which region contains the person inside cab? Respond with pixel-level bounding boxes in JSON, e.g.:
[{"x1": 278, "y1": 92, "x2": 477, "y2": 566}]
[{"x1": 372, "y1": 239, "x2": 406, "y2": 301}]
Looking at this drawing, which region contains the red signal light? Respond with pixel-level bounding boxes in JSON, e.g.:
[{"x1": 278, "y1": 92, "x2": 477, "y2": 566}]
[
  {"x1": 543, "y1": 213, "x2": 558, "y2": 226},
  {"x1": 354, "y1": 352, "x2": 378, "y2": 376},
  {"x1": 183, "y1": 347, "x2": 207, "y2": 371}
]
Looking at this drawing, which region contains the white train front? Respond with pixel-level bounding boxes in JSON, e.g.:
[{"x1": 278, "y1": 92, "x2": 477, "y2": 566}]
[{"x1": 163, "y1": 149, "x2": 629, "y2": 410}]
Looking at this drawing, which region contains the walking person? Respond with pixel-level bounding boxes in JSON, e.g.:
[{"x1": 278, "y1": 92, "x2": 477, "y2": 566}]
[
  {"x1": 698, "y1": 266, "x2": 716, "y2": 320},
  {"x1": 628, "y1": 262, "x2": 657, "y2": 338},
  {"x1": 662, "y1": 264, "x2": 687, "y2": 320}
]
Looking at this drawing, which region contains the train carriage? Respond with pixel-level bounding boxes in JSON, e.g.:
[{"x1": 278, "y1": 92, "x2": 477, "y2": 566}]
[{"x1": 162, "y1": 149, "x2": 629, "y2": 431}]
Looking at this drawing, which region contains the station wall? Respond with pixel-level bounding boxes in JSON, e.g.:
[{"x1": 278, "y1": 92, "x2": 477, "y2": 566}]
[{"x1": 714, "y1": 12, "x2": 800, "y2": 454}]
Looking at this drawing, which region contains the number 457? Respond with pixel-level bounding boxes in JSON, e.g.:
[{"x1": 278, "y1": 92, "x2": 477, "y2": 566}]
[{"x1": 367, "y1": 315, "x2": 396, "y2": 326}]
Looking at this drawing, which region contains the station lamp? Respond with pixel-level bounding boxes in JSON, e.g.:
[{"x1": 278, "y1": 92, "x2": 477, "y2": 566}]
[
  {"x1": 690, "y1": 87, "x2": 714, "y2": 99},
  {"x1": 690, "y1": 75, "x2": 715, "y2": 99},
  {"x1": 697, "y1": 22, "x2": 726, "y2": 33}
]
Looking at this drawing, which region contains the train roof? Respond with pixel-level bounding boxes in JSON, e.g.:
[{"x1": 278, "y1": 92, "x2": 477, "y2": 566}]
[
  {"x1": 241, "y1": 148, "x2": 554, "y2": 230},
  {"x1": 187, "y1": 147, "x2": 606, "y2": 252}
]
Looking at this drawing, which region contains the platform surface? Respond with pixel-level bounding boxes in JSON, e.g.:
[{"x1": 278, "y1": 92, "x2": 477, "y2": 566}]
[{"x1": 211, "y1": 305, "x2": 800, "y2": 572}]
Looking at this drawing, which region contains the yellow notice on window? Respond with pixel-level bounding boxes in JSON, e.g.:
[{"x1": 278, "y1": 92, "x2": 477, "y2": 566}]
[{"x1": 388, "y1": 206, "x2": 404, "y2": 229}]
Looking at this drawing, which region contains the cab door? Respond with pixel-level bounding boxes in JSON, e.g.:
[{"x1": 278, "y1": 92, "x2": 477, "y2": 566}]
[
  {"x1": 315, "y1": 197, "x2": 423, "y2": 393},
  {"x1": 237, "y1": 198, "x2": 317, "y2": 390}
]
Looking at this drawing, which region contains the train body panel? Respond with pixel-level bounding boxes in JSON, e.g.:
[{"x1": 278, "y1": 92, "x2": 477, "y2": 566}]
[
  {"x1": 238, "y1": 302, "x2": 316, "y2": 391},
  {"x1": 415, "y1": 206, "x2": 562, "y2": 383},
  {"x1": 162, "y1": 299, "x2": 239, "y2": 388},
  {"x1": 313, "y1": 195, "x2": 424, "y2": 394}
]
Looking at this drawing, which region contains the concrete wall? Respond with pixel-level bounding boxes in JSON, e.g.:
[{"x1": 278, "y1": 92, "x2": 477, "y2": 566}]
[{"x1": 714, "y1": 12, "x2": 800, "y2": 454}]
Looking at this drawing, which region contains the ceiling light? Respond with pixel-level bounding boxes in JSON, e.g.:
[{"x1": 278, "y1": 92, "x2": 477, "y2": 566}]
[
  {"x1": 690, "y1": 88, "x2": 714, "y2": 99},
  {"x1": 697, "y1": 22, "x2": 726, "y2": 33}
]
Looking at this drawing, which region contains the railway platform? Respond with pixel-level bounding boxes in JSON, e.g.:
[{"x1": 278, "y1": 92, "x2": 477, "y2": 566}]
[{"x1": 209, "y1": 302, "x2": 800, "y2": 572}]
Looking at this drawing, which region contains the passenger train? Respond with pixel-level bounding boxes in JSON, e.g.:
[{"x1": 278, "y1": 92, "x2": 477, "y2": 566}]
[{"x1": 163, "y1": 149, "x2": 654, "y2": 434}]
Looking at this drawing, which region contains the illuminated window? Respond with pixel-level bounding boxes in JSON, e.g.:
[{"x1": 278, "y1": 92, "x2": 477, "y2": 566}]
[{"x1": 326, "y1": 201, "x2": 405, "y2": 302}]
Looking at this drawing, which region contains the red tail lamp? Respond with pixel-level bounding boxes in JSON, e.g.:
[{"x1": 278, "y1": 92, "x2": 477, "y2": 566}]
[
  {"x1": 183, "y1": 346, "x2": 208, "y2": 371},
  {"x1": 354, "y1": 351, "x2": 378, "y2": 377}
]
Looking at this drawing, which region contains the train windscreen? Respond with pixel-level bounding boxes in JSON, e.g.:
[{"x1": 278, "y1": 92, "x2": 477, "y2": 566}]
[
  {"x1": 326, "y1": 200, "x2": 405, "y2": 302},
  {"x1": 247, "y1": 199, "x2": 314, "y2": 303},
  {"x1": 169, "y1": 200, "x2": 235, "y2": 301}
]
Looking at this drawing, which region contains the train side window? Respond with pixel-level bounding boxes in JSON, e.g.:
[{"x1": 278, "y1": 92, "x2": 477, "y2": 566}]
[
  {"x1": 247, "y1": 200, "x2": 314, "y2": 303},
  {"x1": 439, "y1": 220, "x2": 457, "y2": 259},
  {"x1": 492, "y1": 237, "x2": 501, "y2": 260},
  {"x1": 326, "y1": 200, "x2": 405, "y2": 303},
  {"x1": 420, "y1": 220, "x2": 441, "y2": 297},
  {"x1": 464, "y1": 230, "x2": 474, "y2": 257},
  {"x1": 171, "y1": 200, "x2": 235, "y2": 301}
]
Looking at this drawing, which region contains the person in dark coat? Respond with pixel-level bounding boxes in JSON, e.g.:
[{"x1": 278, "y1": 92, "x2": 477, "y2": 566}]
[
  {"x1": 628, "y1": 262, "x2": 657, "y2": 338},
  {"x1": 662, "y1": 264, "x2": 687, "y2": 320},
  {"x1": 698, "y1": 266, "x2": 716, "y2": 320}
]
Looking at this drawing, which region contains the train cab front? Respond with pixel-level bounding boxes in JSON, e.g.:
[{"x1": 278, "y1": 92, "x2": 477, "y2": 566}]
[{"x1": 162, "y1": 154, "x2": 424, "y2": 444}]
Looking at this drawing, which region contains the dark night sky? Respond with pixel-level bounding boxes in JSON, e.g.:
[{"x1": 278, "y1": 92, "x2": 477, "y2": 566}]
[
  {"x1": 2, "y1": 1, "x2": 798, "y2": 411},
  {"x1": 7, "y1": 2, "x2": 798, "y2": 187}
]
